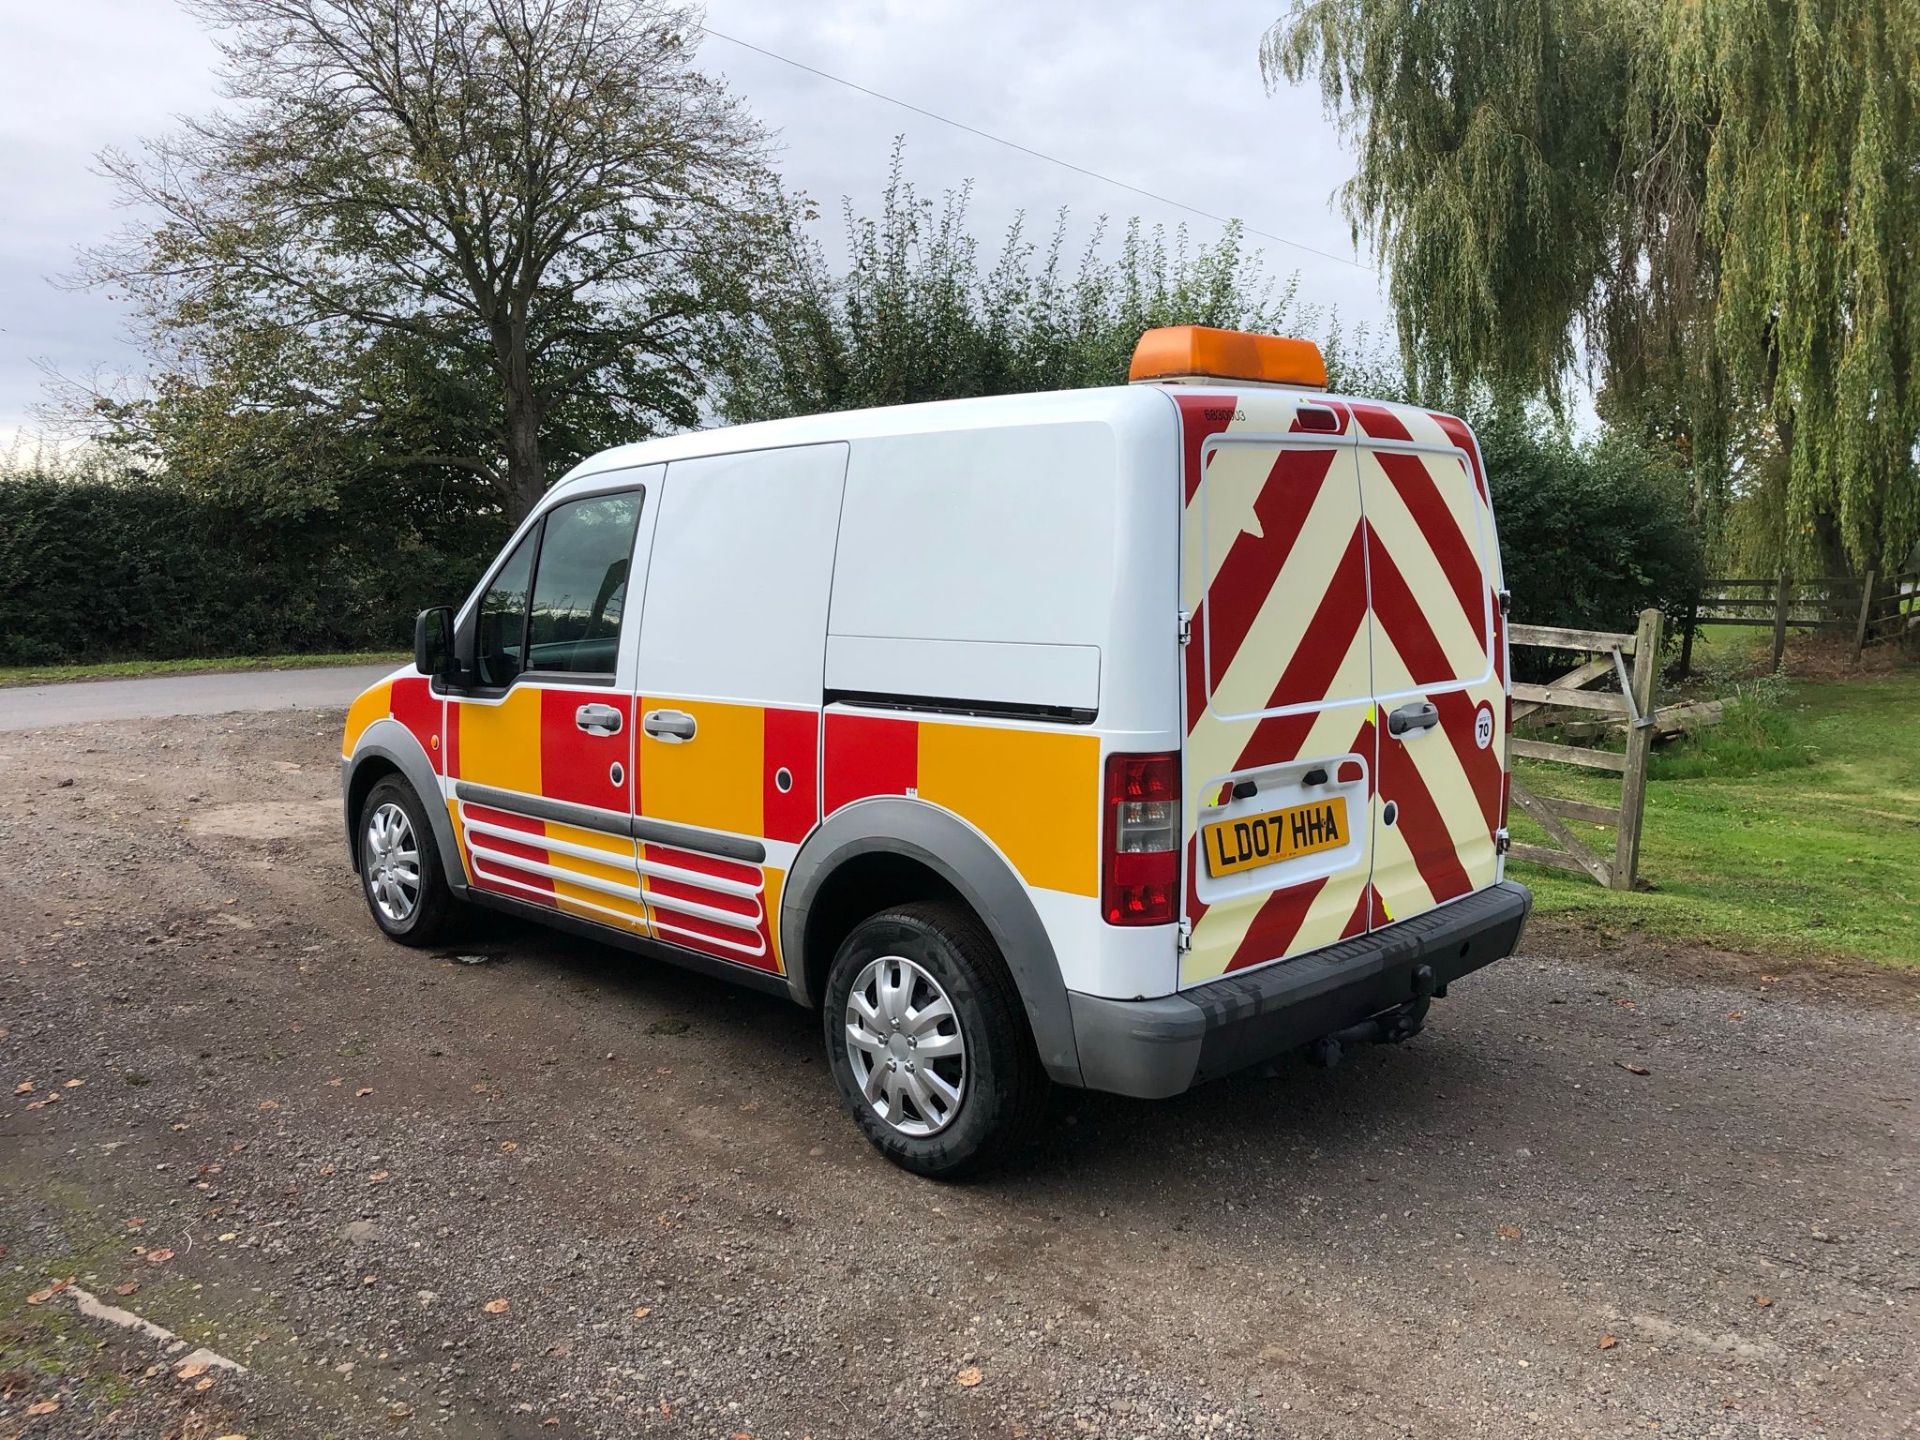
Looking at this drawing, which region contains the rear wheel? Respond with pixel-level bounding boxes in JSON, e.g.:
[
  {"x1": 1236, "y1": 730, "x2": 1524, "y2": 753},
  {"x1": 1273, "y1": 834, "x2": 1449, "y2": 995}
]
[
  {"x1": 357, "y1": 776, "x2": 457, "y2": 947},
  {"x1": 823, "y1": 902, "x2": 1047, "y2": 1178}
]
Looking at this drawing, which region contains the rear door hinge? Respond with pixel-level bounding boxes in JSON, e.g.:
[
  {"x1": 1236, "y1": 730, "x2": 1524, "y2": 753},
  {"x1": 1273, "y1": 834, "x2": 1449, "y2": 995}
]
[
  {"x1": 1177, "y1": 918, "x2": 1193, "y2": 952},
  {"x1": 1177, "y1": 609, "x2": 1193, "y2": 647},
  {"x1": 1496, "y1": 588, "x2": 1512, "y2": 617}
]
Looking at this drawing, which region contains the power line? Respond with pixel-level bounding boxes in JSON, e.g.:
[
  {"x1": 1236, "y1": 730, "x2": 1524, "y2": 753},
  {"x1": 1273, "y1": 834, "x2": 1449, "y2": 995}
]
[{"x1": 697, "y1": 24, "x2": 1375, "y2": 275}]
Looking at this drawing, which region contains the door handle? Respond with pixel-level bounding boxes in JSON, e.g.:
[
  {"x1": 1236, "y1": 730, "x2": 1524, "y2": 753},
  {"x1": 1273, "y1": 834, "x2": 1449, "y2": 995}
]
[
  {"x1": 574, "y1": 703, "x2": 624, "y2": 736},
  {"x1": 1387, "y1": 700, "x2": 1440, "y2": 737},
  {"x1": 643, "y1": 708, "x2": 697, "y2": 743}
]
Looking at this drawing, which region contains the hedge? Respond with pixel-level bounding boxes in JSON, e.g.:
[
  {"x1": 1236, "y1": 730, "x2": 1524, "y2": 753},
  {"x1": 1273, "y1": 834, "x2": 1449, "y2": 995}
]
[{"x1": 0, "y1": 474, "x2": 497, "y2": 666}]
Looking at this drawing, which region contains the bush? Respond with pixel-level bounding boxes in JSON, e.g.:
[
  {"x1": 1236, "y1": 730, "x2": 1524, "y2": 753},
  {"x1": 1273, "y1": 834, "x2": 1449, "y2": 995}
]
[{"x1": 0, "y1": 468, "x2": 499, "y2": 666}]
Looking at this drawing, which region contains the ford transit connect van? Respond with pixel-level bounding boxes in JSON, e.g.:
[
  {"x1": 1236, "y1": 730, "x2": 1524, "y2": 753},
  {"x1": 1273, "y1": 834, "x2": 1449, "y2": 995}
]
[{"x1": 341, "y1": 326, "x2": 1530, "y2": 1175}]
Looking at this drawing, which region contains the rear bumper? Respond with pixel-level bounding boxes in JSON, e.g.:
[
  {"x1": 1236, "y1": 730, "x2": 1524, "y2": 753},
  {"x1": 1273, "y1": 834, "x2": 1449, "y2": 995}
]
[{"x1": 1067, "y1": 881, "x2": 1531, "y2": 1099}]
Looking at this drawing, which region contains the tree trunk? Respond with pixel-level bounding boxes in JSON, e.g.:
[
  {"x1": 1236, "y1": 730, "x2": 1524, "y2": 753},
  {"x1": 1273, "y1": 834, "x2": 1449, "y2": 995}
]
[{"x1": 500, "y1": 348, "x2": 546, "y2": 522}]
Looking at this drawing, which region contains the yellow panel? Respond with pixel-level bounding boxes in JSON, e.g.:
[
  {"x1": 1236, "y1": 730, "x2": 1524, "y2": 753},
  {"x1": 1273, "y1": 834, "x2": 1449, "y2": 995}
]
[
  {"x1": 639, "y1": 698, "x2": 764, "y2": 836},
  {"x1": 341, "y1": 682, "x2": 393, "y2": 758},
  {"x1": 456, "y1": 688, "x2": 543, "y2": 794},
  {"x1": 763, "y1": 866, "x2": 787, "y2": 974},
  {"x1": 916, "y1": 724, "x2": 1101, "y2": 896}
]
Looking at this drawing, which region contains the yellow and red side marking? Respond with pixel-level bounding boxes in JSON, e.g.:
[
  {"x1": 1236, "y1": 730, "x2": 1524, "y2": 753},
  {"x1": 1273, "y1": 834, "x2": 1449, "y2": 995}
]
[{"x1": 823, "y1": 712, "x2": 1102, "y2": 898}]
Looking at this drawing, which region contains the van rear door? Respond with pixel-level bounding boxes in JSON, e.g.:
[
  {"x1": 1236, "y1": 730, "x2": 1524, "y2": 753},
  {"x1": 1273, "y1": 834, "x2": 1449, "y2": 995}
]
[
  {"x1": 1176, "y1": 394, "x2": 1378, "y2": 989},
  {"x1": 1349, "y1": 404, "x2": 1507, "y2": 928}
]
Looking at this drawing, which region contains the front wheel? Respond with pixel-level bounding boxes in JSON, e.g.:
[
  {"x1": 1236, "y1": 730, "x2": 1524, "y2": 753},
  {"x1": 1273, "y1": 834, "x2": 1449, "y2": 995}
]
[
  {"x1": 356, "y1": 776, "x2": 458, "y2": 947},
  {"x1": 823, "y1": 902, "x2": 1047, "y2": 1178}
]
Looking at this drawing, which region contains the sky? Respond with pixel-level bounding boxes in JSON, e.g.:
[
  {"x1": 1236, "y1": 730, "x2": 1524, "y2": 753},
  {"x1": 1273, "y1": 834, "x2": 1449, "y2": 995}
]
[{"x1": 0, "y1": 0, "x2": 1389, "y2": 453}]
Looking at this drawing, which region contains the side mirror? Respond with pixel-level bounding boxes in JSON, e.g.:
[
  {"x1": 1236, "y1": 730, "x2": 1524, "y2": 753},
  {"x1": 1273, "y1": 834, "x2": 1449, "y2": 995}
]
[{"x1": 414, "y1": 606, "x2": 455, "y2": 683}]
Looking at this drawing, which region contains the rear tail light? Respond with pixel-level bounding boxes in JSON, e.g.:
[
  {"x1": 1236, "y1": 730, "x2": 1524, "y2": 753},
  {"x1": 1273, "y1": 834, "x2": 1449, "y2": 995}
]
[{"x1": 1102, "y1": 752, "x2": 1180, "y2": 926}]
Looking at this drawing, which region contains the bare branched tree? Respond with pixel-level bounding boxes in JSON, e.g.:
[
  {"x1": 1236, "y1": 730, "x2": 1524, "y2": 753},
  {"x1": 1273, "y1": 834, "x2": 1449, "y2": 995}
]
[{"x1": 80, "y1": 0, "x2": 780, "y2": 517}]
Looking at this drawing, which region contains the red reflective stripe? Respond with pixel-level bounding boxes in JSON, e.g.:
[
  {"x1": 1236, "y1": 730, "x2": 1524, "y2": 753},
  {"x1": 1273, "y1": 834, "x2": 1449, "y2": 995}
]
[
  {"x1": 646, "y1": 874, "x2": 759, "y2": 919},
  {"x1": 1383, "y1": 747, "x2": 1474, "y2": 904},
  {"x1": 1431, "y1": 690, "x2": 1503, "y2": 835},
  {"x1": 1365, "y1": 529, "x2": 1459, "y2": 688},
  {"x1": 1175, "y1": 392, "x2": 1236, "y2": 504},
  {"x1": 1225, "y1": 875, "x2": 1329, "y2": 973},
  {"x1": 463, "y1": 803, "x2": 544, "y2": 834},
  {"x1": 762, "y1": 706, "x2": 819, "y2": 843},
  {"x1": 1347, "y1": 401, "x2": 1412, "y2": 442},
  {"x1": 1377, "y1": 451, "x2": 1486, "y2": 642},
  {"x1": 1340, "y1": 884, "x2": 1373, "y2": 939},
  {"x1": 1203, "y1": 447, "x2": 1339, "y2": 696},
  {"x1": 642, "y1": 842, "x2": 760, "y2": 888},
  {"x1": 823, "y1": 712, "x2": 918, "y2": 814},
  {"x1": 1428, "y1": 411, "x2": 1489, "y2": 502},
  {"x1": 539, "y1": 688, "x2": 632, "y2": 811}
]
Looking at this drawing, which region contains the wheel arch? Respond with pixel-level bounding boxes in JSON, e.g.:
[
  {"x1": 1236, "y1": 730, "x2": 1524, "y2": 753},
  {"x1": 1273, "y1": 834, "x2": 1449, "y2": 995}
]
[
  {"x1": 342, "y1": 719, "x2": 467, "y2": 895},
  {"x1": 781, "y1": 797, "x2": 1084, "y2": 1087}
]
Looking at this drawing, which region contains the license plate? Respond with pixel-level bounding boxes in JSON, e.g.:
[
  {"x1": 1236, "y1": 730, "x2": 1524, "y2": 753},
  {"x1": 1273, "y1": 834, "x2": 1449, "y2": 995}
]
[{"x1": 1202, "y1": 797, "x2": 1349, "y2": 878}]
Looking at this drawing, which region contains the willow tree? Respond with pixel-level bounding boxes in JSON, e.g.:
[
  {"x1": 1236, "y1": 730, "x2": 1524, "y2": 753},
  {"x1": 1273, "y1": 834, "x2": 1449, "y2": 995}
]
[{"x1": 1266, "y1": 0, "x2": 1920, "y2": 575}]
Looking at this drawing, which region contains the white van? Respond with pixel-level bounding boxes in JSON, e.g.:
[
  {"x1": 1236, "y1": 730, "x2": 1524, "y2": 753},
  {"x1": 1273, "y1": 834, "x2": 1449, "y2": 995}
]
[{"x1": 341, "y1": 326, "x2": 1530, "y2": 1175}]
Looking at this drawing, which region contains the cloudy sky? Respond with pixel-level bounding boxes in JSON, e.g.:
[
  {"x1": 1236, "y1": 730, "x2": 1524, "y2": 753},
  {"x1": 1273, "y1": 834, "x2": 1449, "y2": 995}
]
[{"x1": 0, "y1": 0, "x2": 1388, "y2": 450}]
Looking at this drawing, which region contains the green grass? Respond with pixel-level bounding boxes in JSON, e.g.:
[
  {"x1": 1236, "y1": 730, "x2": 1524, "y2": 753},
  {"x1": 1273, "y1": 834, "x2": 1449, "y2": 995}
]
[
  {"x1": 1510, "y1": 670, "x2": 1920, "y2": 965},
  {"x1": 0, "y1": 651, "x2": 406, "y2": 687}
]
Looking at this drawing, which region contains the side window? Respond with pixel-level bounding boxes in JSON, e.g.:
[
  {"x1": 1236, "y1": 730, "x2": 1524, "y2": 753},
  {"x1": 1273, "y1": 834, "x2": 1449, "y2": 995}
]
[
  {"x1": 475, "y1": 532, "x2": 535, "y2": 688},
  {"x1": 526, "y1": 491, "x2": 643, "y2": 677}
]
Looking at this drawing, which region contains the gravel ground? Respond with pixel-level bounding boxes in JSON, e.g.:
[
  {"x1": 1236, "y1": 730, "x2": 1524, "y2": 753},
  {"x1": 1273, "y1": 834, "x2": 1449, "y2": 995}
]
[{"x1": 1, "y1": 710, "x2": 1916, "y2": 1439}]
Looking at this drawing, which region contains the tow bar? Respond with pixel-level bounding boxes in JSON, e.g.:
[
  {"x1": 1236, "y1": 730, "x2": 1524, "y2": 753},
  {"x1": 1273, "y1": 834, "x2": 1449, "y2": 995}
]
[{"x1": 1307, "y1": 964, "x2": 1439, "y2": 1069}]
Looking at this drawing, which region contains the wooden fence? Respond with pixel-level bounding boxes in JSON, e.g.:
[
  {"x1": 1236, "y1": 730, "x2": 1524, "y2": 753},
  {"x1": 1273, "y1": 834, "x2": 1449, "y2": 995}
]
[
  {"x1": 1507, "y1": 609, "x2": 1663, "y2": 892},
  {"x1": 1679, "y1": 569, "x2": 1920, "y2": 673}
]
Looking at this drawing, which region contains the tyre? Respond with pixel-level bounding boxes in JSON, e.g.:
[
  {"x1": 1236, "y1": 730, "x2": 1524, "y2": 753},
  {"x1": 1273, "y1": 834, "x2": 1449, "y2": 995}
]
[
  {"x1": 823, "y1": 901, "x2": 1048, "y2": 1178},
  {"x1": 356, "y1": 775, "x2": 458, "y2": 947}
]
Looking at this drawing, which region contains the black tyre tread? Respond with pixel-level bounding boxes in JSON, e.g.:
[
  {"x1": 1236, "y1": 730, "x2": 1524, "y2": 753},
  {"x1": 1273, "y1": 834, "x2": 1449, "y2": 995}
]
[
  {"x1": 825, "y1": 899, "x2": 1048, "y2": 1178},
  {"x1": 358, "y1": 775, "x2": 459, "y2": 948}
]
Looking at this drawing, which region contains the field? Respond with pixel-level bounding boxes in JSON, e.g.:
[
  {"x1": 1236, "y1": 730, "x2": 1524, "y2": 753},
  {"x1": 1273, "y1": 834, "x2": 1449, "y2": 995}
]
[
  {"x1": 0, "y1": 651, "x2": 407, "y2": 687},
  {"x1": 1510, "y1": 663, "x2": 1920, "y2": 966}
]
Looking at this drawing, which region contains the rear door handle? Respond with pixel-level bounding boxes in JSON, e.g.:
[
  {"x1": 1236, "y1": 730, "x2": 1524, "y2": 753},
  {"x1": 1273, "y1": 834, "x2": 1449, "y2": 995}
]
[
  {"x1": 574, "y1": 703, "x2": 624, "y2": 736},
  {"x1": 643, "y1": 708, "x2": 697, "y2": 743},
  {"x1": 1387, "y1": 700, "x2": 1439, "y2": 737}
]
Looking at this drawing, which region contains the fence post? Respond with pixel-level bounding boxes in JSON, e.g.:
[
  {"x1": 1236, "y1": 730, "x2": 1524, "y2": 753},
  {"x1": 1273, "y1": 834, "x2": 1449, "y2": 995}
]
[
  {"x1": 1612, "y1": 607, "x2": 1663, "y2": 892},
  {"x1": 1770, "y1": 574, "x2": 1791, "y2": 672},
  {"x1": 1678, "y1": 589, "x2": 1698, "y2": 677},
  {"x1": 1853, "y1": 570, "x2": 1877, "y2": 660}
]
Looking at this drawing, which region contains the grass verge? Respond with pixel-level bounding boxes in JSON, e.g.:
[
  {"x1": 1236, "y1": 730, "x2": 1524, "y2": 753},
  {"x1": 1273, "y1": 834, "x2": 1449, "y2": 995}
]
[
  {"x1": 1510, "y1": 670, "x2": 1920, "y2": 966},
  {"x1": 0, "y1": 652, "x2": 407, "y2": 687}
]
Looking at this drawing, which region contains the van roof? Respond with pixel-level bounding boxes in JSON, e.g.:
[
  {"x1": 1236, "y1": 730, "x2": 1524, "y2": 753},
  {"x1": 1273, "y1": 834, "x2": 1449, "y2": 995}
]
[{"x1": 558, "y1": 383, "x2": 1465, "y2": 493}]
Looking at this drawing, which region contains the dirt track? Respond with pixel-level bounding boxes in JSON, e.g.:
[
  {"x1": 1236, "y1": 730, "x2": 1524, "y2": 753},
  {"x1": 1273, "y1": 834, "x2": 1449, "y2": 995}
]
[{"x1": 1, "y1": 710, "x2": 1917, "y2": 1439}]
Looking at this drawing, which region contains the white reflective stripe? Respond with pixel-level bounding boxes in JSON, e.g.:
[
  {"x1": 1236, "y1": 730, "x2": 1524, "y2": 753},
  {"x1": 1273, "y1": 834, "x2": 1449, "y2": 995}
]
[
  {"x1": 470, "y1": 862, "x2": 650, "y2": 930},
  {"x1": 462, "y1": 815, "x2": 637, "y2": 872},
  {"x1": 634, "y1": 856, "x2": 761, "y2": 900},
  {"x1": 640, "y1": 885, "x2": 764, "y2": 931},
  {"x1": 468, "y1": 841, "x2": 645, "y2": 904},
  {"x1": 652, "y1": 916, "x2": 767, "y2": 958}
]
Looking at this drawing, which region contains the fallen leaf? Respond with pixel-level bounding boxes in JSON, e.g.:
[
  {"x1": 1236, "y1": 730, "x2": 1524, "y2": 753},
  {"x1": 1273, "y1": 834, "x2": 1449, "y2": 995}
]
[
  {"x1": 125, "y1": 1217, "x2": 146, "y2": 1229},
  {"x1": 195, "y1": 1376, "x2": 215, "y2": 1391},
  {"x1": 1599, "y1": 1334, "x2": 1618, "y2": 1350},
  {"x1": 368, "y1": 1170, "x2": 390, "y2": 1183},
  {"x1": 25, "y1": 1098, "x2": 54, "y2": 1110},
  {"x1": 13, "y1": 1081, "x2": 33, "y2": 1095},
  {"x1": 1726, "y1": 1010, "x2": 1745, "y2": 1020},
  {"x1": 177, "y1": 1360, "x2": 210, "y2": 1380},
  {"x1": 1616, "y1": 1061, "x2": 1651, "y2": 1076},
  {"x1": 214, "y1": 1434, "x2": 249, "y2": 1439},
  {"x1": 631, "y1": 1306, "x2": 652, "y2": 1319},
  {"x1": 114, "y1": 1282, "x2": 139, "y2": 1297},
  {"x1": 26, "y1": 1277, "x2": 69, "y2": 1305},
  {"x1": 26, "y1": 1399, "x2": 59, "y2": 1416},
  {"x1": 356, "y1": 1088, "x2": 374, "y2": 1098},
  {"x1": 146, "y1": 1248, "x2": 176, "y2": 1264},
  {"x1": 318, "y1": 1165, "x2": 336, "y2": 1177},
  {"x1": 500, "y1": 1141, "x2": 518, "y2": 1153},
  {"x1": 257, "y1": 1099, "x2": 279, "y2": 1111},
  {"x1": 1755, "y1": 1294, "x2": 1774, "y2": 1307},
  {"x1": 1614, "y1": 998, "x2": 1637, "y2": 1009},
  {"x1": 1496, "y1": 1224, "x2": 1522, "y2": 1240},
  {"x1": 219, "y1": 1232, "x2": 238, "y2": 1242},
  {"x1": 955, "y1": 1366, "x2": 983, "y2": 1388},
  {"x1": 64, "y1": 1078, "x2": 84, "y2": 1088},
  {"x1": 483, "y1": 1298, "x2": 510, "y2": 1314}
]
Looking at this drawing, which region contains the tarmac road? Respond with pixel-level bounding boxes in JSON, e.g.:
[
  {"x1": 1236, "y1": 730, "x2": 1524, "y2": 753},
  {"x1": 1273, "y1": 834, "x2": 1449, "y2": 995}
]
[
  {"x1": 1, "y1": 708, "x2": 1916, "y2": 1438},
  {"x1": 0, "y1": 663, "x2": 397, "y2": 730}
]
